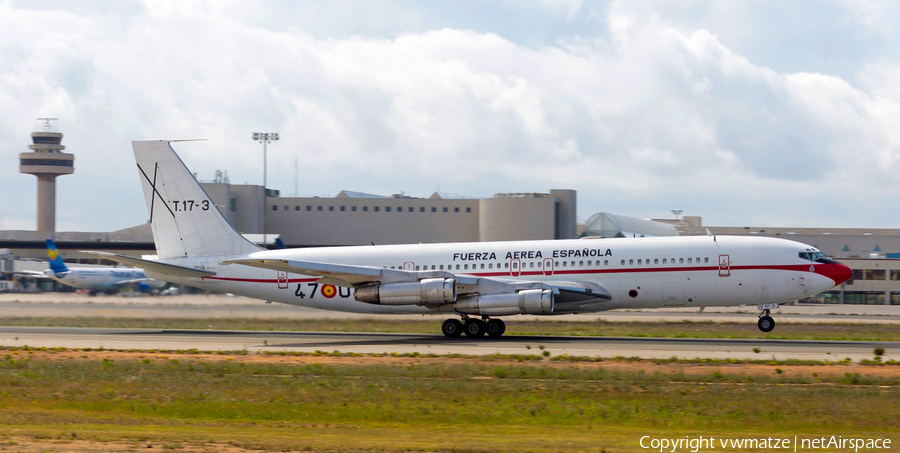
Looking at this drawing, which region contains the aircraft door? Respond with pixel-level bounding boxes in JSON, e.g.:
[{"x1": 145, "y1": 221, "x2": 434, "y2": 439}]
[
  {"x1": 403, "y1": 262, "x2": 415, "y2": 271},
  {"x1": 509, "y1": 259, "x2": 521, "y2": 277},
  {"x1": 277, "y1": 271, "x2": 289, "y2": 289},
  {"x1": 718, "y1": 255, "x2": 731, "y2": 277},
  {"x1": 543, "y1": 258, "x2": 554, "y2": 276}
]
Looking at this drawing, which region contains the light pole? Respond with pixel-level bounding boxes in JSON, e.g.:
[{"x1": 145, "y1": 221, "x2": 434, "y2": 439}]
[{"x1": 252, "y1": 132, "x2": 279, "y2": 248}]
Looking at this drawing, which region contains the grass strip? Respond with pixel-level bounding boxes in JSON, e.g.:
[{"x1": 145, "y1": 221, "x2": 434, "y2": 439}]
[
  {"x1": 0, "y1": 352, "x2": 897, "y2": 451},
  {"x1": 3, "y1": 316, "x2": 900, "y2": 341}
]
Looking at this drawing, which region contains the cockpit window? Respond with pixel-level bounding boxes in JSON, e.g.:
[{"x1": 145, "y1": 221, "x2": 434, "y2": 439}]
[{"x1": 799, "y1": 251, "x2": 832, "y2": 263}]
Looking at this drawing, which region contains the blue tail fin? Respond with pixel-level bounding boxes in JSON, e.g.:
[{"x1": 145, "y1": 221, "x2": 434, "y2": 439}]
[{"x1": 46, "y1": 239, "x2": 69, "y2": 273}]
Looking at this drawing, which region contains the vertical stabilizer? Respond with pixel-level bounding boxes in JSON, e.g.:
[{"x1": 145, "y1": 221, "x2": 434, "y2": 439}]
[
  {"x1": 45, "y1": 239, "x2": 69, "y2": 273},
  {"x1": 132, "y1": 140, "x2": 263, "y2": 259}
]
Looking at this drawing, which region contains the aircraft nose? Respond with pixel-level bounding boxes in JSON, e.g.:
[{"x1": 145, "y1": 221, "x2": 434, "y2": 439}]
[{"x1": 818, "y1": 262, "x2": 853, "y2": 286}]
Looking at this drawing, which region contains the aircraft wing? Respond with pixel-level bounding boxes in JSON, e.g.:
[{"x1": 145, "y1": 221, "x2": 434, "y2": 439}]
[
  {"x1": 221, "y1": 258, "x2": 611, "y2": 303},
  {"x1": 221, "y1": 258, "x2": 478, "y2": 287},
  {"x1": 11, "y1": 270, "x2": 51, "y2": 279}
]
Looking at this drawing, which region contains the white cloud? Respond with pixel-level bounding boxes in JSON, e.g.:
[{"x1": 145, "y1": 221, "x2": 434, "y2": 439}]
[{"x1": 2, "y1": 0, "x2": 900, "y2": 232}]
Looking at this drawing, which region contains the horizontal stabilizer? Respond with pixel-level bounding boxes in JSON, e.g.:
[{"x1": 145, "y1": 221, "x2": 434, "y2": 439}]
[{"x1": 81, "y1": 251, "x2": 215, "y2": 278}]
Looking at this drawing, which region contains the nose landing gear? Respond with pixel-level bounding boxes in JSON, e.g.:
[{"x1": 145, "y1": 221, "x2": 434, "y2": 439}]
[
  {"x1": 442, "y1": 316, "x2": 506, "y2": 338},
  {"x1": 757, "y1": 309, "x2": 775, "y2": 332}
]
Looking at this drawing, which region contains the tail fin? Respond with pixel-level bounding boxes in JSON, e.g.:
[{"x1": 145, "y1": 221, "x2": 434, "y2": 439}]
[
  {"x1": 46, "y1": 239, "x2": 69, "y2": 273},
  {"x1": 132, "y1": 140, "x2": 263, "y2": 259}
]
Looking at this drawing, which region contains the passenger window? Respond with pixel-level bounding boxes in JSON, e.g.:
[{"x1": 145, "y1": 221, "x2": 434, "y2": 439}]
[
  {"x1": 456, "y1": 264, "x2": 460, "y2": 270},
  {"x1": 629, "y1": 259, "x2": 634, "y2": 265},
  {"x1": 415, "y1": 265, "x2": 420, "y2": 270},
  {"x1": 439, "y1": 265, "x2": 444, "y2": 270},
  {"x1": 688, "y1": 258, "x2": 692, "y2": 264},
  {"x1": 587, "y1": 260, "x2": 592, "y2": 266},
  {"x1": 704, "y1": 257, "x2": 709, "y2": 263},
  {"x1": 480, "y1": 264, "x2": 485, "y2": 269},
  {"x1": 638, "y1": 259, "x2": 642, "y2": 265},
  {"x1": 530, "y1": 262, "x2": 534, "y2": 268},
  {"x1": 579, "y1": 261, "x2": 583, "y2": 266},
  {"x1": 505, "y1": 263, "x2": 509, "y2": 268},
  {"x1": 555, "y1": 261, "x2": 559, "y2": 267},
  {"x1": 488, "y1": 263, "x2": 493, "y2": 269},
  {"x1": 695, "y1": 257, "x2": 700, "y2": 263},
  {"x1": 604, "y1": 260, "x2": 609, "y2": 266},
  {"x1": 620, "y1": 260, "x2": 625, "y2": 265},
  {"x1": 679, "y1": 258, "x2": 684, "y2": 264},
  {"x1": 432, "y1": 265, "x2": 436, "y2": 270},
  {"x1": 391, "y1": 266, "x2": 395, "y2": 269},
  {"x1": 663, "y1": 259, "x2": 667, "y2": 264},
  {"x1": 654, "y1": 259, "x2": 658, "y2": 264},
  {"x1": 464, "y1": 264, "x2": 468, "y2": 270},
  {"x1": 562, "y1": 262, "x2": 567, "y2": 267}
]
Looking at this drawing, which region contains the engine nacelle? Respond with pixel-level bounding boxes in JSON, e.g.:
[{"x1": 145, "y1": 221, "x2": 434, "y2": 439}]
[
  {"x1": 455, "y1": 289, "x2": 554, "y2": 316},
  {"x1": 355, "y1": 278, "x2": 456, "y2": 305}
]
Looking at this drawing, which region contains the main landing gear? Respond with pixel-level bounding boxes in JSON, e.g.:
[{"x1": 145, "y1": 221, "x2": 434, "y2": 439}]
[
  {"x1": 441, "y1": 317, "x2": 506, "y2": 338},
  {"x1": 757, "y1": 309, "x2": 775, "y2": 333}
]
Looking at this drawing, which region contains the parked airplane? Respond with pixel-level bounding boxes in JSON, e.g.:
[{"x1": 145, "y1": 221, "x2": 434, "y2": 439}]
[
  {"x1": 86, "y1": 140, "x2": 852, "y2": 338},
  {"x1": 19, "y1": 239, "x2": 166, "y2": 295}
]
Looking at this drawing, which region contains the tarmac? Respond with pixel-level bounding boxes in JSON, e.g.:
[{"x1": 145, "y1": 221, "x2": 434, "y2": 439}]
[
  {"x1": 1, "y1": 292, "x2": 899, "y2": 323},
  {"x1": 0, "y1": 325, "x2": 894, "y2": 362},
  {"x1": 2, "y1": 293, "x2": 898, "y2": 360}
]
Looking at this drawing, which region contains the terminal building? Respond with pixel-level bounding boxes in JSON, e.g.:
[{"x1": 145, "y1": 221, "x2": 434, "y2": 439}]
[{"x1": 200, "y1": 181, "x2": 578, "y2": 246}]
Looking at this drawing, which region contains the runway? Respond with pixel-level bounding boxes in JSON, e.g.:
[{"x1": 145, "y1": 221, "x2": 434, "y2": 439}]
[
  {"x1": 0, "y1": 326, "x2": 895, "y2": 361},
  {"x1": 4, "y1": 293, "x2": 900, "y2": 323}
]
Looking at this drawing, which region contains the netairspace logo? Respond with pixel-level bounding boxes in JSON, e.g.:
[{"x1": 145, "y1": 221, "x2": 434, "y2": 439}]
[{"x1": 639, "y1": 436, "x2": 892, "y2": 452}]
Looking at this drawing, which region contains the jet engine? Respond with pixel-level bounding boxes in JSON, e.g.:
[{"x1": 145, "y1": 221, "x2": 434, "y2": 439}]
[
  {"x1": 355, "y1": 278, "x2": 456, "y2": 305},
  {"x1": 455, "y1": 289, "x2": 554, "y2": 316}
]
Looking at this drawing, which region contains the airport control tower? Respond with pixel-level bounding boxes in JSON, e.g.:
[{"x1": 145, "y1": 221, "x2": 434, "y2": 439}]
[{"x1": 19, "y1": 118, "x2": 74, "y2": 231}]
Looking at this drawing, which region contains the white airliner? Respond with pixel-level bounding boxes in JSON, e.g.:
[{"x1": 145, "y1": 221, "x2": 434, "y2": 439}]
[
  {"x1": 19, "y1": 239, "x2": 166, "y2": 295},
  {"x1": 86, "y1": 140, "x2": 852, "y2": 338}
]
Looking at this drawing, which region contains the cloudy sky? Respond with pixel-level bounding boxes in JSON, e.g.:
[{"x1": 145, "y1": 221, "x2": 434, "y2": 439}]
[{"x1": 3, "y1": 0, "x2": 900, "y2": 232}]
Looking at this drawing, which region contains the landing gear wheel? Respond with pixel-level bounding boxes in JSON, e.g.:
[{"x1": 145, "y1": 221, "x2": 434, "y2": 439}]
[
  {"x1": 464, "y1": 319, "x2": 486, "y2": 338},
  {"x1": 486, "y1": 319, "x2": 506, "y2": 338},
  {"x1": 757, "y1": 316, "x2": 775, "y2": 332},
  {"x1": 441, "y1": 319, "x2": 463, "y2": 338}
]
